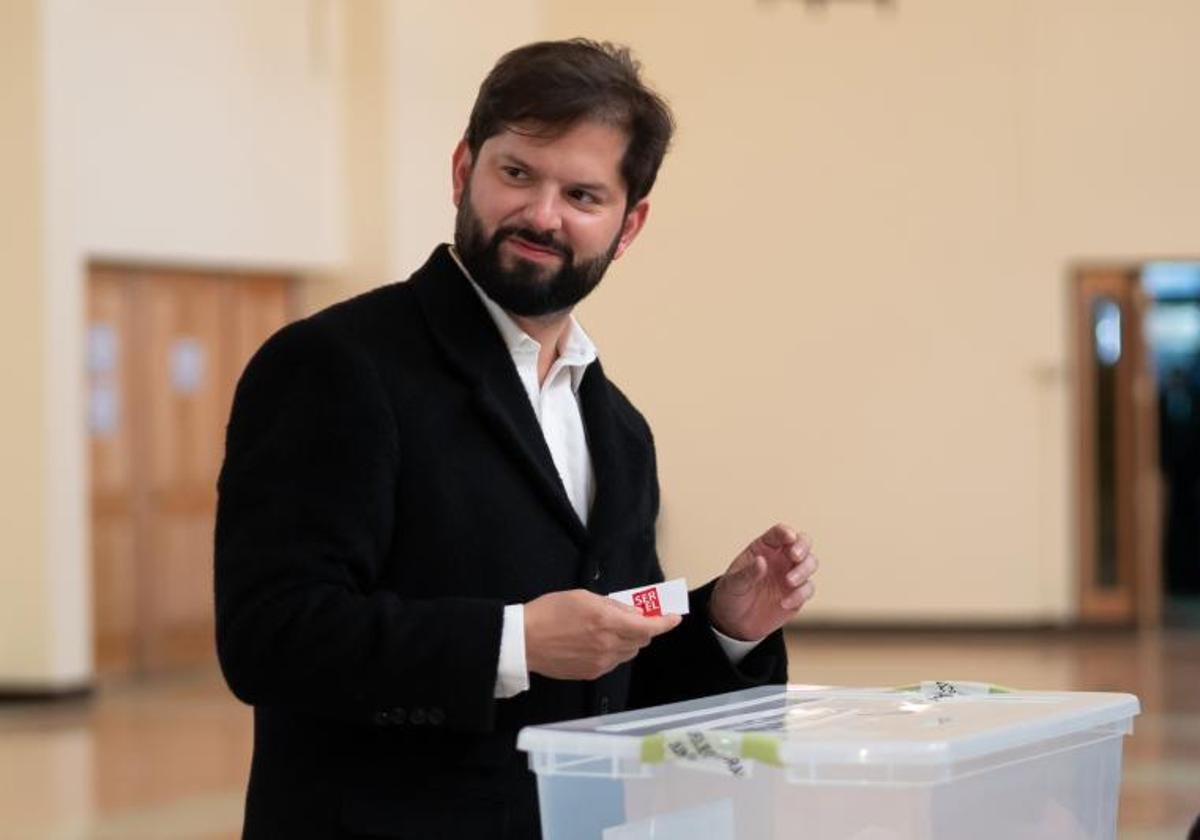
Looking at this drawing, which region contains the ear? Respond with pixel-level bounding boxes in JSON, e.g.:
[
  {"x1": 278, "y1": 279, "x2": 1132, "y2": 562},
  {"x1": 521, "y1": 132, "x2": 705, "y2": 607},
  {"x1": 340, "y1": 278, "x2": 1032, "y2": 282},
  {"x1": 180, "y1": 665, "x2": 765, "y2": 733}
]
[
  {"x1": 451, "y1": 139, "x2": 472, "y2": 206},
  {"x1": 612, "y1": 199, "x2": 650, "y2": 261}
]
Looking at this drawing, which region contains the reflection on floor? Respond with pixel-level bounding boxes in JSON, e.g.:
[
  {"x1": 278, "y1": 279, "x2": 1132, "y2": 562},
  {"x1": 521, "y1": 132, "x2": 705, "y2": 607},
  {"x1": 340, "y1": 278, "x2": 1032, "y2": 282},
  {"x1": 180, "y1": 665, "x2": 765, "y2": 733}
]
[
  {"x1": 1165, "y1": 596, "x2": 1200, "y2": 629},
  {"x1": 1, "y1": 629, "x2": 1197, "y2": 839}
]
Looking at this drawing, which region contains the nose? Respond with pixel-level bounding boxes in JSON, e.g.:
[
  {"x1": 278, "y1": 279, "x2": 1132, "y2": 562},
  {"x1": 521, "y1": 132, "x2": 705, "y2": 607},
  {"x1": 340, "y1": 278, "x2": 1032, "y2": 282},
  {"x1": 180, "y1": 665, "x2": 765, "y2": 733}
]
[{"x1": 521, "y1": 186, "x2": 563, "y2": 234}]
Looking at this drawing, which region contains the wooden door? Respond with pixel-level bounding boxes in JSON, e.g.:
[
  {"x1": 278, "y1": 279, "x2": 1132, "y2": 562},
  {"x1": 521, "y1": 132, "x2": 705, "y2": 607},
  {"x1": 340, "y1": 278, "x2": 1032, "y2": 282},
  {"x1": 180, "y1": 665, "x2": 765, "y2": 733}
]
[
  {"x1": 88, "y1": 265, "x2": 293, "y2": 674},
  {"x1": 89, "y1": 270, "x2": 141, "y2": 671},
  {"x1": 1074, "y1": 267, "x2": 1161, "y2": 626}
]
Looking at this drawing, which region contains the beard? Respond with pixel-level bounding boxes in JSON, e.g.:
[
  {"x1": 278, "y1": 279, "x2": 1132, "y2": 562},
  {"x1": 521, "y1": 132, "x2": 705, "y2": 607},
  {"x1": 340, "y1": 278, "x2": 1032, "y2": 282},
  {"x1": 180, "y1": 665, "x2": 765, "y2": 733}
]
[{"x1": 454, "y1": 184, "x2": 621, "y2": 318}]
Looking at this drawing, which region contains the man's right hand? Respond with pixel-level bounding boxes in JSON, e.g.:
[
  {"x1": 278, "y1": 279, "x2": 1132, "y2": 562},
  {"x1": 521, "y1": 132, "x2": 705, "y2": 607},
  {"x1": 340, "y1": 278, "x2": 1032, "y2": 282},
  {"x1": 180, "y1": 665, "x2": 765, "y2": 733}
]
[{"x1": 523, "y1": 589, "x2": 682, "y2": 681}]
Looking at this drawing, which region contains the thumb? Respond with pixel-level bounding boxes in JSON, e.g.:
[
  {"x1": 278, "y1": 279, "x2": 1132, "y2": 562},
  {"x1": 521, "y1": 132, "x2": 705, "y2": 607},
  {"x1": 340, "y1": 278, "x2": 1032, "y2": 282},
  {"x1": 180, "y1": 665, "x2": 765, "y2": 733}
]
[
  {"x1": 651, "y1": 613, "x2": 683, "y2": 635},
  {"x1": 725, "y1": 554, "x2": 767, "y2": 593}
]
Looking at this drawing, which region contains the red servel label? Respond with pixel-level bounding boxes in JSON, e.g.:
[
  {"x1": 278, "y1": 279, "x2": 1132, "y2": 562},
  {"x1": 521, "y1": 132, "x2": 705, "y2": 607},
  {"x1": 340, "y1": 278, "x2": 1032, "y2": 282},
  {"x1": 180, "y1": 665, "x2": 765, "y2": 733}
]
[{"x1": 631, "y1": 587, "x2": 662, "y2": 617}]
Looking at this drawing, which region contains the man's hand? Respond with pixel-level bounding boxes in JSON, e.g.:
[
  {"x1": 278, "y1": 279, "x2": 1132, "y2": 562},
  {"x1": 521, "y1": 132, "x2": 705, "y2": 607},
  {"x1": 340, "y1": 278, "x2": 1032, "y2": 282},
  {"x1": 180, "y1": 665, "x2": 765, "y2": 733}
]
[
  {"x1": 709, "y1": 523, "x2": 818, "y2": 641},
  {"x1": 524, "y1": 590, "x2": 682, "y2": 681}
]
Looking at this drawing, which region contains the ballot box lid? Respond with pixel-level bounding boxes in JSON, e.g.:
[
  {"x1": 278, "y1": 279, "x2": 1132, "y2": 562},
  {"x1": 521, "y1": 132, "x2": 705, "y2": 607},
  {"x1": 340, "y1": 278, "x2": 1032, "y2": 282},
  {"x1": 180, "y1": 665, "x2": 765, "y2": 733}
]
[{"x1": 516, "y1": 682, "x2": 1140, "y2": 784}]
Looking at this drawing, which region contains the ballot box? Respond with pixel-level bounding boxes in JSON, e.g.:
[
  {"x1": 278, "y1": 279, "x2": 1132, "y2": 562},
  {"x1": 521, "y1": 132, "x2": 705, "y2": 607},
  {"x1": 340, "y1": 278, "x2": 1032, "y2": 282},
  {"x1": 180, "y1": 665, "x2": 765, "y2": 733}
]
[{"x1": 517, "y1": 683, "x2": 1139, "y2": 840}]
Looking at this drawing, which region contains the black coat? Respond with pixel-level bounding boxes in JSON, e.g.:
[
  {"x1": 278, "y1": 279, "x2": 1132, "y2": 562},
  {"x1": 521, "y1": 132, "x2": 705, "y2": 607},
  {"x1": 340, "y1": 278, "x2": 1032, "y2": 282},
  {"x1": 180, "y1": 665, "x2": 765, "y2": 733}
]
[{"x1": 214, "y1": 244, "x2": 787, "y2": 838}]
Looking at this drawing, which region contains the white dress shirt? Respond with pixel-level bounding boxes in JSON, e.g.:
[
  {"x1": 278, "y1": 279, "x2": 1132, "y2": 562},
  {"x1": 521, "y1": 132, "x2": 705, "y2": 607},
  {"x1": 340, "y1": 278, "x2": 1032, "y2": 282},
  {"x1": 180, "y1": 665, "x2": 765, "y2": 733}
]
[{"x1": 447, "y1": 248, "x2": 760, "y2": 699}]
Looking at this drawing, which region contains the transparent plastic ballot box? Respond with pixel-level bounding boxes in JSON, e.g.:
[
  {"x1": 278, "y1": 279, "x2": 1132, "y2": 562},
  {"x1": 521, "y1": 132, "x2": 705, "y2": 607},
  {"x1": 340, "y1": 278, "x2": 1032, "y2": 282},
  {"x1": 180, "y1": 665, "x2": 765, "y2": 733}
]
[{"x1": 517, "y1": 682, "x2": 1140, "y2": 840}]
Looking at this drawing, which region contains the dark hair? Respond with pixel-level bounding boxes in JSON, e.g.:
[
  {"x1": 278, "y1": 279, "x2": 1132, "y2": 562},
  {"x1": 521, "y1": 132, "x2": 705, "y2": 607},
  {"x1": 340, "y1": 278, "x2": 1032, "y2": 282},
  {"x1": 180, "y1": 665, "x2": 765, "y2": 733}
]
[{"x1": 464, "y1": 39, "x2": 675, "y2": 209}]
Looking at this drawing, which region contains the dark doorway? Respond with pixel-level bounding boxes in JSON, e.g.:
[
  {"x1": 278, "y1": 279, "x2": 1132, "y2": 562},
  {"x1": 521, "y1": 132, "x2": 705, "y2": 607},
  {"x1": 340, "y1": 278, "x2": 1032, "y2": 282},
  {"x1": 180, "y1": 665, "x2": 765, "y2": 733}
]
[{"x1": 1142, "y1": 263, "x2": 1200, "y2": 626}]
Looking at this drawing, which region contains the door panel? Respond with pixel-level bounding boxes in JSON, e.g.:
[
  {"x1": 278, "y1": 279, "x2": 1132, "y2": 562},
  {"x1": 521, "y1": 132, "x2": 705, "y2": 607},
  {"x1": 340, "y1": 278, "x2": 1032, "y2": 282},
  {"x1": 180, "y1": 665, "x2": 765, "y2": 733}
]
[
  {"x1": 88, "y1": 268, "x2": 142, "y2": 671},
  {"x1": 1075, "y1": 267, "x2": 1161, "y2": 626},
  {"x1": 142, "y1": 273, "x2": 228, "y2": 667},
  {"x1": 88, "y1": 265, "x2": 292, "y2": 674}
]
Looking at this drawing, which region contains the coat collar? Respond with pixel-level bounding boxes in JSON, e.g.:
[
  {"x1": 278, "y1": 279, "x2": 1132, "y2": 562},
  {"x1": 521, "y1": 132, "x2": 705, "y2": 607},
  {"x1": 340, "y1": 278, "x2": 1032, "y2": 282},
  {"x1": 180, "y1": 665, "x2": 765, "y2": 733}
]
[
  {"x1": 409, "y1": 244, "x2": 634, "y2": 549},
  {"x1": 449, "y1": 246, "x2": 598, "y2": 395}
]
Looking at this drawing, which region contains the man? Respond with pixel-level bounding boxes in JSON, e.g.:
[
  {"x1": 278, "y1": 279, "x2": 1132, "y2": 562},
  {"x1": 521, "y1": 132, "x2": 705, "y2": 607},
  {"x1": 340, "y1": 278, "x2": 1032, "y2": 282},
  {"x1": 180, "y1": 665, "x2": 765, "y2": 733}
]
[{"x1": 215, "y1": 39, "x2": 818, "y2": 839}]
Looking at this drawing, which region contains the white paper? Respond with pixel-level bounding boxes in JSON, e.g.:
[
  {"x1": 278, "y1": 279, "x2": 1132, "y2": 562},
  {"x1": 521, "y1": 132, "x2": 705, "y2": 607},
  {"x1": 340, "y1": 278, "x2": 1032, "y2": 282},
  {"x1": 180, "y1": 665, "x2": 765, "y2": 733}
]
[{"x1": 607, "y1": 577, "x2": 689, "y2": 616}]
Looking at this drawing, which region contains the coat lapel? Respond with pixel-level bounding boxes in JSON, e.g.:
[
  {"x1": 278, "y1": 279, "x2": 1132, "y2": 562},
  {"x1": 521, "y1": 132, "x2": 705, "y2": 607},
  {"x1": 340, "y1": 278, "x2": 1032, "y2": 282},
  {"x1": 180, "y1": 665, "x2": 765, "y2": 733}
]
[
  {"x1": 578, "y1": 360, "x2": 636, "y2": 558},
  {"x1": 410, "y1": 246, "x2": 587, "y2": 545}
]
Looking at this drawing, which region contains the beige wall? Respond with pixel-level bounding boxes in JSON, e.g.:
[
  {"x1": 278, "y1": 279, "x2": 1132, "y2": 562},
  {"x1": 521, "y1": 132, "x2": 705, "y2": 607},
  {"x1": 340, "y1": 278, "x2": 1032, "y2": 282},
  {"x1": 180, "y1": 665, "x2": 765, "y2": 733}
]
[
  {"x1": 309, "y1": 0, "x2": 390, "y2": 313},
  {"x1": 0, "y1": 0, "x2": 55, "y2": 684},
  {"x1": 544, "y1": 0, "x2": 1200, "y2": 622},
  {"x1": 52, "y1": 0, "x2": 346, "y2": 269}
]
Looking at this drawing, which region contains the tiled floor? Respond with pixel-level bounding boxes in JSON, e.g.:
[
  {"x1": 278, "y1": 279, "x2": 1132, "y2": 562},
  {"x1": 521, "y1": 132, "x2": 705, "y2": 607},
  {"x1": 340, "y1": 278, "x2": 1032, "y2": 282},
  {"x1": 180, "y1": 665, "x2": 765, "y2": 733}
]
[{"x1": 1, "y1": 629, "x2": 1197, "y2": 839}]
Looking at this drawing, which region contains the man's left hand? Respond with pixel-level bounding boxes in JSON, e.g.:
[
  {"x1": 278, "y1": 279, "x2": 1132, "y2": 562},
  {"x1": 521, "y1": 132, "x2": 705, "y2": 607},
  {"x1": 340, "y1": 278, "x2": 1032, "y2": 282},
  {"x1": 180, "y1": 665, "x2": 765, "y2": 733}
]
[{"x1": 708, "y1": 523, "x2": 818, "y2": 641}]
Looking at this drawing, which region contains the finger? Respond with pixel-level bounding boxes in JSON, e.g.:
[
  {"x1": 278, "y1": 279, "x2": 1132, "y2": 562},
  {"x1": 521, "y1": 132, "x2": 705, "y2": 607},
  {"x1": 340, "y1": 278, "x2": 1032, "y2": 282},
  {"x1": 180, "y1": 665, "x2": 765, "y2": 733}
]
[
  {"x1": 658, "y1": 613, "x2": 683, "y2": 634},
  {"x1": 625, "y1": 614, "x2": 681, "y2": 646},
  {"x1": 785, "y1": 554, "x2": 818, "y2": 587},
  {"x1": 609, "y1": 610, "x2": 681, "y2": 642},
  {"x1": 759, "y1": 523, "x2": 798, "y2": 551},
  {"x1": 597, "y1": 631, "x2": 645, "y2": 668},
  {"x1": 597, "y1": 601, "x2": 651, "y2": 637},
  {"x1": 787, "y1": 534, "x2": 813, "y2": 564},
  {"x1": 780, "y1": 580, "x2": 815, "y2": 611},
  {"x1": 605, "y1": 615, "x2": 652, "y2": 645}
]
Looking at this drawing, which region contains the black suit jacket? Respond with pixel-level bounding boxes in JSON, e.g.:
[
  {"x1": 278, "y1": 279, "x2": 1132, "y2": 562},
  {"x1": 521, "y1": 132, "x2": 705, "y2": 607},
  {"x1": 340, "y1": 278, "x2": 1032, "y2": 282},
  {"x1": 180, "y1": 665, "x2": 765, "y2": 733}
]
[{"x1": 214, "y1": 245, "x2": 787, "y2": 838}]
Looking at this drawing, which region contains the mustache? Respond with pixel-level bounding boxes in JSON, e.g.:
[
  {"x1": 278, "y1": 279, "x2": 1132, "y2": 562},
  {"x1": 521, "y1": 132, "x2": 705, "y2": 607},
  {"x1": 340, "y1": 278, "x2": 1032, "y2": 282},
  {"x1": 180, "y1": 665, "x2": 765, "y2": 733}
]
[{"x1": 495, "y1": 226, "x2": 571, "y2": 258}]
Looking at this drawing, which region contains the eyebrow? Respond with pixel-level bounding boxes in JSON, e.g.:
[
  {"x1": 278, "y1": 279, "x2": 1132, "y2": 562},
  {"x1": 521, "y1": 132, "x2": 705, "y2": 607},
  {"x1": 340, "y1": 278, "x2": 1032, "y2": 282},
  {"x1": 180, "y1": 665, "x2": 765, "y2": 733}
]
[{"x1": 497, "y1": 153, "x2": 614, "y2": 197}]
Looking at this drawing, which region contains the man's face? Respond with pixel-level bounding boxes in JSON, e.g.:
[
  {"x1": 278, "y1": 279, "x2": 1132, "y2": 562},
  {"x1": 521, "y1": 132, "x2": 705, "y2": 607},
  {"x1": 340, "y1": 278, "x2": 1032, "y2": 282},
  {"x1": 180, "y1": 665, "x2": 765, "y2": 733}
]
[{"x1": 451, "y1": 120, "x2": 649, "y2": 318}]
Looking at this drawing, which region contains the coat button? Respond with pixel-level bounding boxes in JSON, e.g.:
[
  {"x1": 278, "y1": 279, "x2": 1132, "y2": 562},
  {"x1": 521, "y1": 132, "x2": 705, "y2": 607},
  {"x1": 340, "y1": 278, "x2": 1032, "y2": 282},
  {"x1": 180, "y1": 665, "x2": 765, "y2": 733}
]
[
  {"x1": 390, "y1": 707, "x2": 406, "y2": 725},
  {"x1": 428, "y1": 707, "x2": 445, "y2": 726},
  {"x1": 599, "y1": 696, "x2": 610, "y2": 714},
  {"x1": 410, "y1": 707, "x2": 426, "y2": 725},
  {"x1": 371, "y1": 711, "x2": 389, "y2": 726},
  {"x1": 592, "y1": 566, "x2": 602, "y2": 582}
]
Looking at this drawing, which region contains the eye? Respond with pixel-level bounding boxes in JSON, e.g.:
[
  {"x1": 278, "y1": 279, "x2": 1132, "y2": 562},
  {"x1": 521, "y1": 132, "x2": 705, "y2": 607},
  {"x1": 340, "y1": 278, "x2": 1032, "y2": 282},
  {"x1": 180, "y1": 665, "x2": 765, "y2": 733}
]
[
  {"x1": 500, "y1": 165, "x2": 527, "y2": 181},
  {"x1": 568, "y1": 189, "x2": 600, "y2": 206}
]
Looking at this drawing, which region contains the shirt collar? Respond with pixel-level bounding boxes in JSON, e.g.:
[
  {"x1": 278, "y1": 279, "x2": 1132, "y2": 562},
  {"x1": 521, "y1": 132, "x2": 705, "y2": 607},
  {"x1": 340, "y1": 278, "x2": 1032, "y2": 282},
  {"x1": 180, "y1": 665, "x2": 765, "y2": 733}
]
[{"x1": 449, "y1": 246, "x2": 597, "y2": 392}]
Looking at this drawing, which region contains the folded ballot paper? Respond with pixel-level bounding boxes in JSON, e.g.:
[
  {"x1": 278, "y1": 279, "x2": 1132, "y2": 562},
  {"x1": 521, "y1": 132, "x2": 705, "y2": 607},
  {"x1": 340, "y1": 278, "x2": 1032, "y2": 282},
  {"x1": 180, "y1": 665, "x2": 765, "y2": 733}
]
[{"x1": 607, "y1": 578, "x2": 689, "y2": 617}]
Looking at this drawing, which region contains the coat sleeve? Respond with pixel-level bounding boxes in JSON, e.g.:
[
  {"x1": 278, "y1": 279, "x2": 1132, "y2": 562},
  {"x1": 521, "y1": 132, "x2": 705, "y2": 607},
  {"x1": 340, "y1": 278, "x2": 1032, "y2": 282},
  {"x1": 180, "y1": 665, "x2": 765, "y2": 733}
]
[
  {"x1": 214, "y1": 317, "x2": 504, "y2": 732},
  {"x1": 624, "y1": 427, "x2": 788, "y2": 711}
]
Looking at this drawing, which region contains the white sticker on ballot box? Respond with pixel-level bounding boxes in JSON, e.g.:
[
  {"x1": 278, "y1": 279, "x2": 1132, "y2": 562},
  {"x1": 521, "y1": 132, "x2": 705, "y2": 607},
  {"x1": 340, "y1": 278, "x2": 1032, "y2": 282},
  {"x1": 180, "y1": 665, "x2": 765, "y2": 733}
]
[{"x1": 607, "y1": 578, "x2": 689, "y2": 617}]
